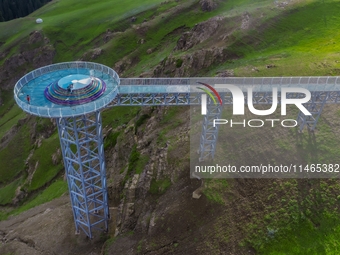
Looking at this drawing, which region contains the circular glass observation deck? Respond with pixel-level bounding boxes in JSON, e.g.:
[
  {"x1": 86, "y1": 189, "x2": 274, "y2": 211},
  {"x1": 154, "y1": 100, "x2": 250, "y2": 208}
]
[{"x1": 14, "y1": 62, "x2": 120, "y2": 118}]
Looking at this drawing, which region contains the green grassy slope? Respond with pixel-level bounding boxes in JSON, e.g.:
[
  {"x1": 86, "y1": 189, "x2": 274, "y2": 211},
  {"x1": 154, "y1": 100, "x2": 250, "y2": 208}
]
[
  {"x1": 0, "y1": 123, "x2": 31, "y2": 183},
  {"x1": 261, "y1": 215, "x2": 340, "y2": 254},
  {"x1": 0, "y1": 0, "x2": 174, "y2": 61},
  {"x1": 209, "y1": 0, "x2": 340, "y2": 77},
  {"x1": 208, "y1": 105, "x2": 340, "y2": 254},
  {"x1": 1, "y1": 0, "x2": 340, "y2": 253}
]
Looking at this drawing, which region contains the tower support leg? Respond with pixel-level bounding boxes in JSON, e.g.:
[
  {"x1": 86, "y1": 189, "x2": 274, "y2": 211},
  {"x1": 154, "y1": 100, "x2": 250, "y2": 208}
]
[
  {"x1": 199, "y1": 98, "x2": 223, "y2": 161},
  {"x1": 296, "y1": 92, "x2": 329, "y2": 132},
  {"x1": 57, "y1": 111, "x2": 109, "y2": 239}
]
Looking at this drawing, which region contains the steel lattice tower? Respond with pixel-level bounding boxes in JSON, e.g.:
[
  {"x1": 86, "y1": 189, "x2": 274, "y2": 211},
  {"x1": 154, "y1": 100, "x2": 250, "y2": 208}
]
[
  {"x1": 198, "y1": 94, "x2": 223, "y2": 161},
  {"x1": 57, "y1": 112, "x2": 109, "y2": 237},
  {"x1": 14, "y1": 62, "x2": 119, "y2": 238},
  {"x1": 296, "y1": 91, "x2": 330, "y2": 132}
]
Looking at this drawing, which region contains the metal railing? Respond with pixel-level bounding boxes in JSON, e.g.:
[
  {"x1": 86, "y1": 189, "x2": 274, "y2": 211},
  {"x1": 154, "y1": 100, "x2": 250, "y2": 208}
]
[{"x1": 14, "y1": 61, "x2": 120, "y2": 118}]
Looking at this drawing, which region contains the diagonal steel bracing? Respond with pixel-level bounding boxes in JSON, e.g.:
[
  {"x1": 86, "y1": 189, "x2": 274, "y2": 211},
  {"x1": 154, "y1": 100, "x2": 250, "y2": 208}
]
[
  {"x1": 199, "y1": 95, "x2": 223, "y2": 161},
  {"x1": 112, "y1": 93, "x2": 192, "y2": 106},
  {"x1": 297, "y1": 92, "x2": 330, "y2": 132},
  {"x1": 57, "y1": 111, "x2": 109, "y2": 239},
  {"x1": 113, "y1": 89, "x2": 340, "y2": 160}
]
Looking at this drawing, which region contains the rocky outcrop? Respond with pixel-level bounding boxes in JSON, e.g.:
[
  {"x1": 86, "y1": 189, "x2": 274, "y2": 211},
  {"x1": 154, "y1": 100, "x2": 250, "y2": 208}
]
[
  {"x1": 175, "y1": 16, "x2": 223, "y2": 51},
  {"x1": 199, "y1": 0, "x2": 218, "y2": 11},
  {"x1": 80, "y1": 48, "x2": 104, "y2": 61},
  {"x1": 216, "y1": 69, "x2": 234, "y2": 77},
  {"x1": 12, "y1": 186, "x2": 27, "y2": 205},
  {"x1": 51, "y1": 148, "x2": 61, "y2": 166},
  {"x1": 105, "y1": 106, "x2": 191, "y2": 236},
  {"x1": 241, "y1": 12, "x2": 251, "y2": 30},
  {"x1": 0, "y1": 30, "x2": 55, "y2": 90},
  {"x1": 152, "y1": 15, "x2": 240, "y2": 77},
  {"x1": 153, "y1": 47, "x2": 236, "y2": 77},
  {"x1": 0, "y1": 125, "x2": 19, "y2": 150}
]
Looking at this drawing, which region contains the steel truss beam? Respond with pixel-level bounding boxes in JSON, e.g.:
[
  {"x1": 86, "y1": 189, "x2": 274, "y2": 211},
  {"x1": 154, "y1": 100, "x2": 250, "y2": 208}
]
[
  {"x1": 113, "y1": 91, "x2": 340, "y2": 133},
  {"x1": 297, "y1": 92, "x2": 330, "y2": 132},
  {"x1": 111, "y1": 93, "x2": 193, "y2": 106},
  {"x1": 112, "y1": 91, "x2": 340, "y2": 160},
  {"x1": 199, "y1": 95, "x2": 223, "y2": 161},
  {"x1": 112, "y1": 91, "x2": 340, "y2": 106},
  {"x1": 57, "y1": 111, "x2": 109, "y2": 239}
]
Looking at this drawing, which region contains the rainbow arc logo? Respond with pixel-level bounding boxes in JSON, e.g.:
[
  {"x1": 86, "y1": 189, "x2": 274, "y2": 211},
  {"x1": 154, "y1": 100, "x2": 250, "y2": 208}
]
[{"x1": 196, "y1": 82, "x2": 223, "y2": 115}]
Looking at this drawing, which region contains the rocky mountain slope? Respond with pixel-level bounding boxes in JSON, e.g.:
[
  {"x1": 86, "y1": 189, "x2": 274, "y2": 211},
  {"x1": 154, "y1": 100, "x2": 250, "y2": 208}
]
[{"x1": 1, "y1": 0, "x2": 340, "y2": 254}]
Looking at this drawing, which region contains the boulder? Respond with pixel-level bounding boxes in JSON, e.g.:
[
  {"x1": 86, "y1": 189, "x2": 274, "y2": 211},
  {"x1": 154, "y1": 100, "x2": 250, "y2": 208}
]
[{"x1": 199, "y1": 0, "x2": 217, "y2": 11}]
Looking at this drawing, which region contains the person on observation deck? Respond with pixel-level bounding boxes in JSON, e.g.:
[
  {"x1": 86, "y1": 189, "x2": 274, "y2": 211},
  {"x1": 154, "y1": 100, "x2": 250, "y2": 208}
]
[{"x1": 67, "y1": 83, "x2": 74, "y2": 94}]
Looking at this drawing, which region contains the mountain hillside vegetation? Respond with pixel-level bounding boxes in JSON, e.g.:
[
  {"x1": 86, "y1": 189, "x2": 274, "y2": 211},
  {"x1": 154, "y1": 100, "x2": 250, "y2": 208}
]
[{"x1": 1, "y1": 0, "x2": 340, "y2": 254}]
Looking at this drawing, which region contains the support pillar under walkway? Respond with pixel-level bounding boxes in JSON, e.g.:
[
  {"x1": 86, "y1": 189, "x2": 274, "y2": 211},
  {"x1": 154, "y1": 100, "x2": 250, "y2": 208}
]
[
  {"x1": 199, "y1": 95, "x2": 223, "y2": 161},
  {"x1": 297, "y1": 92, "x2": 329, "y2": 132},
  {"x1": 57, "y1": 111, "x2": 109, "y2": 239}
]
